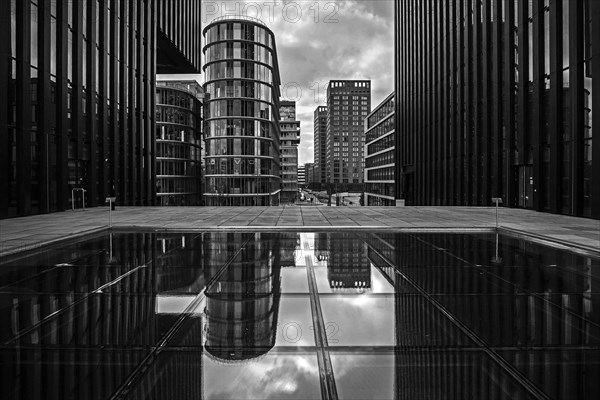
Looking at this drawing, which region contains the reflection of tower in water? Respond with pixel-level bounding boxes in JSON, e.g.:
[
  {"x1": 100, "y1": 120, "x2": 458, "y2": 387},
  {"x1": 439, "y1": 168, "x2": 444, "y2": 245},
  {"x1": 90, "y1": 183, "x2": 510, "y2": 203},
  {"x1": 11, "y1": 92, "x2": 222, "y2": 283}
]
[
  {"x1": 204, "y1": 233, "x2": 283, "y2": 361},
  {"x1": 327, "y1": 233, "x2": 371, "y2": 290}
]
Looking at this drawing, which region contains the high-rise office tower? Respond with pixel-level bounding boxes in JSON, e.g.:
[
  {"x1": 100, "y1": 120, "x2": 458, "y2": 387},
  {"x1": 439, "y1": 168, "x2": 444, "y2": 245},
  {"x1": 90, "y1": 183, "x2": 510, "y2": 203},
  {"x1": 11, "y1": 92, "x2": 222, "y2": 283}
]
[
  {"x1": 279, "y1": 101, "x2": 300, "y2": 203},
  {"x1": 304, "y1": 162, "x2": 314, "y2": 187},
  {"x1": 0, "y1": 0, "x2": 203, "y2": 218},
  {"x1": 202, "y1": 16, "x2": 282, "y2": 206},
  {"x1": 395, "y1": 0, "x2": 599, "y2": 219},
  {"x1": 155, "y1": 79, "x2": 204, "y2": 206},
  {"x1": 326, "y1": 80, "x2": 371, "y2": 191},
  {"x1": 313, "y1": 106, "x2": 328, "y2": 188}
]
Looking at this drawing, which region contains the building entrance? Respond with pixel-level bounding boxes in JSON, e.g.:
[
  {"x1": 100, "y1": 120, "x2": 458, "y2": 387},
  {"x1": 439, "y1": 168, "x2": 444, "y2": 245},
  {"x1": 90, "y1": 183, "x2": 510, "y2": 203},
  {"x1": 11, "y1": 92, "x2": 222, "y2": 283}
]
[{"x1": 517, "y1": 165, "x2": 534, "y2": 209}]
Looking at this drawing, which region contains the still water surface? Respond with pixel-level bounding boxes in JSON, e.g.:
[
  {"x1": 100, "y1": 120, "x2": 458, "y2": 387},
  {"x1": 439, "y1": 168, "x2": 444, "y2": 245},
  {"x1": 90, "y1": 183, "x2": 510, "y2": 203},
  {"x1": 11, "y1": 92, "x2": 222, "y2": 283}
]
[{"x1": 0, "y1": 232, "x2": 598, "y2": 399}]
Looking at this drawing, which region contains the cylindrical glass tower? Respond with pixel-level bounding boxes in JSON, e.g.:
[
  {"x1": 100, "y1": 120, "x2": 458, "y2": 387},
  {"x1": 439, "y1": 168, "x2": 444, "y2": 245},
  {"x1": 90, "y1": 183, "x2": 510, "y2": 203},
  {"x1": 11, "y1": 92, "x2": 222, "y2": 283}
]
[
  {"x1": 155, "y1": 80, "x2": 204, "y2": 206},
  {"x1": 202, "y1": 16, "x2": 282, "y2": 206}
]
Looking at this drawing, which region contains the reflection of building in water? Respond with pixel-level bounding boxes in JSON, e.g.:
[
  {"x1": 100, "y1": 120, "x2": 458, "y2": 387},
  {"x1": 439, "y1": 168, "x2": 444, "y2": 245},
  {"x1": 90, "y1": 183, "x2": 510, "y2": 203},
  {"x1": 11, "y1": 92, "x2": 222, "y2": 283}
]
[
  {"x1": 204, "y1": 233, "x2": 283, "y2": 361},
  {"x1": 1, "y1": 233, "x2": 206, "y2": 399},
  {"x1": 314, "y1": 232, "x2": 329, "y2": 262},
  {"x1": 154, "y1": 234, "x2": 206, "y2": 293},
  {"x1": 365, "y1": 232, "x2": 600, "y2": 399},
  {"x1": 327, "y1": 233, "x2": 370, "y2": 289},
  {"x1": 278, "y1": 232, "x2": 300, "y2": 267}
]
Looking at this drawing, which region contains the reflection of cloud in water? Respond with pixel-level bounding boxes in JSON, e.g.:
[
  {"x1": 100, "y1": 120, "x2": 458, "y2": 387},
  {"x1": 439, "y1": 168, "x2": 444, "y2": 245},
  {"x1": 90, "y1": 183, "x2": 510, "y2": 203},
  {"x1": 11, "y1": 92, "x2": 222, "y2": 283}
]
[
  {"x1": 204, "y1": 354, "x2": 321, "y2": 399},
  {"x1": 321, "y1": 296, "x2": 395, "y2": 346}
]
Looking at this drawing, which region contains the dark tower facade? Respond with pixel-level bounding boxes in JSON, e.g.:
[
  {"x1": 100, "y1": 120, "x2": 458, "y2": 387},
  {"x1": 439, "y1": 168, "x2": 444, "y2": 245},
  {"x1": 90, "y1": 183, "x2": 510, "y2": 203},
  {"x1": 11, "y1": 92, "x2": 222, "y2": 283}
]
[
  {"x1": 202, "y1": 16, "x2": 282, "y2": 207},
  {"x1": 0, "y1": 0, "x2": 202, "y2": 218},
  {"x1": 313, "y1": 106, "x2": 328, "y2": 188},
  {"x1": 395, "y1": 0, "x2": 600, "y2": 219}
]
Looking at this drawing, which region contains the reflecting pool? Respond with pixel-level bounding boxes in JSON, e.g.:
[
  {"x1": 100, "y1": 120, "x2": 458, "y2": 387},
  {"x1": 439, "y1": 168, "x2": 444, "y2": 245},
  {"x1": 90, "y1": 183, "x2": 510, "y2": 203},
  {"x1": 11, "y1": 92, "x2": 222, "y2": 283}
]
[{"x1": 0, "y1": 232, "x2": 599, "y2": 399}]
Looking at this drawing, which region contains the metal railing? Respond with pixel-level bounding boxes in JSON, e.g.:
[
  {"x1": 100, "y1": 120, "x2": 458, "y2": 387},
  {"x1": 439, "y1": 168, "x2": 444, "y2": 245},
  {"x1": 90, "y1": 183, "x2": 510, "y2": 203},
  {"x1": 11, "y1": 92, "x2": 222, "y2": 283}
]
[{"x1": 208, "y1": 15, "x2": 267, "y2": 26}]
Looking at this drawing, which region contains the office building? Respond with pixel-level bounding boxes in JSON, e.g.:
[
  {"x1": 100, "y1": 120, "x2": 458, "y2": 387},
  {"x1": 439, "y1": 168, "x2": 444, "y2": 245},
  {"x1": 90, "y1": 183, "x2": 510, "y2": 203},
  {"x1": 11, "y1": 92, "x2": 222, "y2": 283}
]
[
  {"x1": 326, "y1": 80, "x2": 371, "y2": 191},
  {"x1": 202, "y1": 16, "x2": 282, "y2": 206},
  {"x1": 364, "y1": 93, "x2": 396, "y2": 206},
  {"x1": 395, "y1": 0, "x2": 599, "y2": 218},
  {"x1": 0, "y1": 0, "x2": 203, "y2": 218},
  {"x1": 304, "y1": 162, "x2": 315, "y2": 186},
  {"x1": 279, "y1": 101, "x2": 300, "y2": 203},
  {"x1": 298, "y1": 164, "x2": 306, "y2": 187},
  {"x1": 155, "y1": 79, "x2": 203, "y2": 206},
  {"x1": 313, "y1": 106, "x2": 328, "y2": 188}
]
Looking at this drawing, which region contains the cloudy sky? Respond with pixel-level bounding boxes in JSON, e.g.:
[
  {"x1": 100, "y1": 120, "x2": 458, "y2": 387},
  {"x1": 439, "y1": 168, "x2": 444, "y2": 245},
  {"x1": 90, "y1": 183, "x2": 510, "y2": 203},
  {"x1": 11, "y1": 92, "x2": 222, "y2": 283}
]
[{"x1": 195, "y1": 0, "x2": 395, "y2": 165}]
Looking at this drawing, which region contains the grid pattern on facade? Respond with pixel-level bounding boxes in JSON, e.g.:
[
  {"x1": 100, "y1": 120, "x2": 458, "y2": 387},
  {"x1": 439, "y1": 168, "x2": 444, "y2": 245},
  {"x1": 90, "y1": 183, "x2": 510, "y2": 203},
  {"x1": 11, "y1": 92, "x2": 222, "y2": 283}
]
[
  {"x1": 1, "y1": 0, "x2": 203, "y2": 218},
  {"x1": 313, "y1": 106, "x2": 328, "y2": 187},
  {"x1": 395, "y1": 0, "x2": 599, "y2": 219},
  {"x1": 202, "y1": 17, "x2": 282, "y2": 206},
  {"x1": 155, "y1": 80, "x2": 203, "y2": 206},
  {"x1": 325, "y1": 80, "x2": 371, "y2": 190},
  {"x1": 279, "y1": 100, "x2": 300, "y2": 203},
  {"x1": 156, "y1": 0, "x2": 202, "y2": 73},
  {"x1": 364, "y1": 93, "x2": 395, "y2": 206}
]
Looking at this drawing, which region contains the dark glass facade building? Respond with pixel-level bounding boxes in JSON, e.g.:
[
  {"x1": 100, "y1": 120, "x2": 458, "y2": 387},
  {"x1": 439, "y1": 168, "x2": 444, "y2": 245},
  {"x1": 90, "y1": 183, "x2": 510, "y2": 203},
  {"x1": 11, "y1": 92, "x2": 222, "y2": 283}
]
[
  {"x1": 395, "y1": 0, "x2": 600, "y2": 219},
  {"x1": 364, "y1": 93, "x2": 396, "y2": 206},
  {"x1": 326, "y1": 80, "x2": 371, "y2": 190},
  {"x1": 155, "y1": 80, "x2": 203, "y2": 206},
  {"x1": 202, "y1": 16, "x2": 282, "y2": 206},
  {"x1": 0, "y1": 0, "x2": 202, "y2": 218},
  {"x1": 313, "y1": 105, "x2": 328, "y2": 188}
]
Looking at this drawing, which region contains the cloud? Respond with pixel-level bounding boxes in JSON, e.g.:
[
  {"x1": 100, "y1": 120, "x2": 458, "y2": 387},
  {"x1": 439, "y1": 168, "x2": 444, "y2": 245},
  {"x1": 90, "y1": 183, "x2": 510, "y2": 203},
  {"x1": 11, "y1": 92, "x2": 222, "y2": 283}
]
[{"x1": 202, "y1": 0, "x2": 395, "y2": 165}]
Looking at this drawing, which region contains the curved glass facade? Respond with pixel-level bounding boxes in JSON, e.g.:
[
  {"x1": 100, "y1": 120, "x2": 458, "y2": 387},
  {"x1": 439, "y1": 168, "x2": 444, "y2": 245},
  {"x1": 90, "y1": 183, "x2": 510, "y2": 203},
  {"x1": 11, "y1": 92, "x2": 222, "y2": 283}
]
[
  {"x1": 203, "y1": 17, "x2": 282, "y2": 206},
  {"x1": 155, "y1": 81, "x2": 203, "y2": 206}
]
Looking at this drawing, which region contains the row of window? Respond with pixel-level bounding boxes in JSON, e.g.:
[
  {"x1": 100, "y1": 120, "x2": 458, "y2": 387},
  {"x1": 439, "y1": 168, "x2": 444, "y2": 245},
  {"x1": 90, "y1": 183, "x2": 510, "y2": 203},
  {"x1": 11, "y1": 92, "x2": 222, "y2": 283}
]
[
  {"x1": 367, "y1": 167, "x2": 394, "y2": 182},
  {"x1": 367, "y1": 135, "x2": 395, "y2": 155},
  {"x1": 206, "y1": 99, "x2": 271, "y2": 120},
  {"x1": 205, "y1": 158, "x2": 277, "y2": 176},
  {"x1": 204, "y1": 119, "x2": 274, "y2": 138},
  {"x1": 205, "y1": 138, "x2": 276, "y2": 158},
  {"x1": 156, "y1": 159, "x2": 201, "y2": 177},
  {"x1": 156, "y1": 89, "x2": 200, "y2": 111},
  {"x1": 156, "y1": 106, "x2": 197, "y2": 126},
  {"x1": 205, "y1": 61, "x2": 273, "y2": 83},
  {"x1": 205, "y1": 80, "x2": 272, "y2": 102},
  {"x1": 367, "y1": 96, "x2": 394, "y2": 129},
  {"x1": 205, "y1": 23, "x2": 272, "y2": 48},
  {"x1": 366, "y1": 115, "x2": 395, "y2": 144},
  {"x1": 156, "y1": 126, "x2": 201, "y2": 144},
  {"x1": 366, "y1": 150, "x2": 395, "y2": 169},
  {"x1": 205, "y1": 42, "x2": 272, "y2": 65},
  {"x1": 156, "y1": 143, "x2": 200, "y2": 161}
]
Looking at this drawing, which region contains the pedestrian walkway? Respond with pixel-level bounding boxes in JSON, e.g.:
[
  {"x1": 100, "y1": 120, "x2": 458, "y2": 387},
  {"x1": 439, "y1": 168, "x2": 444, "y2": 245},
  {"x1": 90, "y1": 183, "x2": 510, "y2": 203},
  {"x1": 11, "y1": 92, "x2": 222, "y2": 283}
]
[{"x1": 1, "y1": 206, "x2": 599, "y2": 256}]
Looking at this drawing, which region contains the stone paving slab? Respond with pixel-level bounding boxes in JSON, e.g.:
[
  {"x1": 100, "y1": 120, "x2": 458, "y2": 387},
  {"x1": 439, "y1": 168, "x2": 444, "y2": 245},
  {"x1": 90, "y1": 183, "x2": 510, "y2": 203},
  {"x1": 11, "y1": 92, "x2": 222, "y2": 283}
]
[{"x1": 1, "y1": 206, "x2": 599, "y2": 256}]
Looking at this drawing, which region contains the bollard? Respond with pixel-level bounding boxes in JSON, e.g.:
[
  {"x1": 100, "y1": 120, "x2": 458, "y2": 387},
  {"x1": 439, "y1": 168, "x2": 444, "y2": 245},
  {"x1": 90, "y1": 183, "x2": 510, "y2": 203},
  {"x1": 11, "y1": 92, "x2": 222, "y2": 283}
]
[
  {"x1": 491, "y1": 197, "x2": 503, "y2": 229},
  {"x1": 106, "y1": 197, "x2": 116, "y2": 228}
]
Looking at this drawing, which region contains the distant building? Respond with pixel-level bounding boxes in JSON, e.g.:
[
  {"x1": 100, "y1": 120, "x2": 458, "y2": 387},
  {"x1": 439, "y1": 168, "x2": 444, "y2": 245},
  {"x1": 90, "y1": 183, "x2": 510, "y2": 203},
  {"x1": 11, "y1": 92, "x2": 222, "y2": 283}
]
[
  {"x1": 1, "y1": 0, "x2": 203, "y2": 218},
  {"x1": 304, "y1": 162, "x2": 315, "y2": 186},
  {"x1": 364, "y1": 93, "x2": 395, "y2": 206},
  {"x1": 279, "y1": 101, "x2": 300, "y2": 203},
  {"x1": 326, "y1": 80, "x2": 371, "y2": 191},
  {"x1": 155, "y1": 80, "x2": 203, "y2": 206},
  {"x1": 313, "y1": 106, "x2": 328, "y2": 188},
  {"x1": 298, "y1": 165, "x2": 306, "y2": 187},
  {"x1": 395, "y1": 0, "x2": 599, "y2": 219},
  {"x1": 202, "y1": 16, "x2": 282, "y2": 206}
]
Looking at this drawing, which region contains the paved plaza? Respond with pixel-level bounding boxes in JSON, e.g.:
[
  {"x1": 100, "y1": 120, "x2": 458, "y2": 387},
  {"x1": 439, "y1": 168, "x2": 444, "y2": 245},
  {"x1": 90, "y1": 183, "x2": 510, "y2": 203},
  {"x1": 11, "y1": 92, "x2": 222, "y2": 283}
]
[{"x1": 1, "y1": 206, "x2": 598, "y2": 257}]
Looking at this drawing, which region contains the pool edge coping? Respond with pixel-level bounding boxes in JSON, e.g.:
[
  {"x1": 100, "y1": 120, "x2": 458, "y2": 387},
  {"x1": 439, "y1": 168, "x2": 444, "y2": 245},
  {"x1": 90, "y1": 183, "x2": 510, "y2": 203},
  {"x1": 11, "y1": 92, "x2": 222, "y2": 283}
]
[{"x1": 1, "y1": 224, "x2": 598, "y2": 260}]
